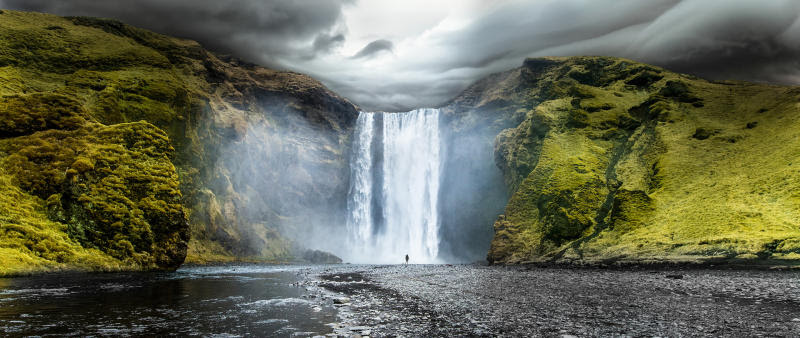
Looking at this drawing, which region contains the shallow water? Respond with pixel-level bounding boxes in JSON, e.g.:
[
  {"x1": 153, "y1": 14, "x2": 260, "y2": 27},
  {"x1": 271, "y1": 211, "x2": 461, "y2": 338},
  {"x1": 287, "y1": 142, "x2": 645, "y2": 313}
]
[{"x1": 0, "y1": 265, "x2": 336, "y2": 336}]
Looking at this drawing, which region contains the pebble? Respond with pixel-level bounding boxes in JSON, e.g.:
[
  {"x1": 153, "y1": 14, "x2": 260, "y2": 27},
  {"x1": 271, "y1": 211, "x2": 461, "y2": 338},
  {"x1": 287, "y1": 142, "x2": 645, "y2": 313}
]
[{"x1": 305, "y1": 264, "x2": 799, "y2": 336}]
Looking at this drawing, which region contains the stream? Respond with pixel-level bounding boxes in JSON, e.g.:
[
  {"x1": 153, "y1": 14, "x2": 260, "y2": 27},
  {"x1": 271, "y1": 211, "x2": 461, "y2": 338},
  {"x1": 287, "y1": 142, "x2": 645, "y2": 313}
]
[{"x1": 0, "y1": 265, "x2": 336, "y2": 336}]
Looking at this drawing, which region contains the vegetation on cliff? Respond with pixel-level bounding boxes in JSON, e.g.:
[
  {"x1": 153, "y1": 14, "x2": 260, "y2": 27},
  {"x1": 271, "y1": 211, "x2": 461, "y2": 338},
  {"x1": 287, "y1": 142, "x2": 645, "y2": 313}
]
[
  {"x1": 480, "y1": 57, "x2": 800, "y2": 265},
  {"x1": 0, "y1": 91, "x2": 187, "y2": 275},
  {"x1": 0, "y1": 10, "x2": 357, "y2": 274},
  {"x1": 5, "y1": 9, "x2": 795, "y2": 270}
]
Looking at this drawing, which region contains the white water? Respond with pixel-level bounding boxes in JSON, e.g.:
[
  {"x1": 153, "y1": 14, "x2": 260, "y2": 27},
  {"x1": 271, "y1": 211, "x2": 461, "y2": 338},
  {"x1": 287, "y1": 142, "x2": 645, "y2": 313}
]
[{"x1": 345, "y1": 108, "x2": 441, "y2": 263}]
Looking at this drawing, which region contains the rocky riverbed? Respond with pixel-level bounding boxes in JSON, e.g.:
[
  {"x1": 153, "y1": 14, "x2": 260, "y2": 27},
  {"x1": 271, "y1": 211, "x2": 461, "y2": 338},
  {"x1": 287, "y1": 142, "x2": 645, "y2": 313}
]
[{"x1": 300, "y1": 264, "x2": 800, "y2": 337}]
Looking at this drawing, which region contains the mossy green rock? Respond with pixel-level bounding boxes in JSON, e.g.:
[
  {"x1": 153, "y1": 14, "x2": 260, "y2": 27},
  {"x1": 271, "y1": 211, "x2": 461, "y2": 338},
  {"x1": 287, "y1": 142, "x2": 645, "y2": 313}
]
[
  {"x1": 469, "y1": 56, "x2": 800, "y2": 265},
  {"x1": 0, "y1": 11, "x2": 357, "y2": 274},
  {"x1": 0, "y1": 92, "x2": 187, "y2": 273}
]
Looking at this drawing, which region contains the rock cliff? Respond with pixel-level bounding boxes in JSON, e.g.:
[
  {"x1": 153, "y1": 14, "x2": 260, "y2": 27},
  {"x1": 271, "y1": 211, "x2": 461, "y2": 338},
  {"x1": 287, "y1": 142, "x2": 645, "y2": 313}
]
[
  {"x1": 2, "y1": 10, "x2": 797, "y2": 272},
  {"x1": 462, "y1": 57, "x2": 800, "y2": 264},
  {"x1": 0, "y1": 10, "x2": 357, "y2": 275}
]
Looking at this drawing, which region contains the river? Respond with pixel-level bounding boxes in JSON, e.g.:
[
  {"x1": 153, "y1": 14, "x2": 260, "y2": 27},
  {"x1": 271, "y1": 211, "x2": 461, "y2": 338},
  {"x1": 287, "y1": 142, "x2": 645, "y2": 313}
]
[
  {"x1": 0, "y1": 265, "x2": 336, "y2": 336},
  {"x1": 2, "y1": 264, "x2": 798, "y2": 336}
]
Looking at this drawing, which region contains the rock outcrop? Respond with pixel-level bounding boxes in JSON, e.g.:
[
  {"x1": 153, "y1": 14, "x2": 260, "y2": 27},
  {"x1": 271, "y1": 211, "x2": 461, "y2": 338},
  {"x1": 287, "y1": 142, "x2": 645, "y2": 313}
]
[{"x1": 302, "y1": 249, "x2": 343, "y2": 264}]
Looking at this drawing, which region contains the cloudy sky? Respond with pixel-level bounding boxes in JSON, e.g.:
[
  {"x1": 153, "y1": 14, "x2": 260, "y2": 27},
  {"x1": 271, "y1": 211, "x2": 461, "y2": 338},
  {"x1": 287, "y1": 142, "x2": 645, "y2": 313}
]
[{"x1": 3, "y1": 0, "x2": 800, "y2": 111}]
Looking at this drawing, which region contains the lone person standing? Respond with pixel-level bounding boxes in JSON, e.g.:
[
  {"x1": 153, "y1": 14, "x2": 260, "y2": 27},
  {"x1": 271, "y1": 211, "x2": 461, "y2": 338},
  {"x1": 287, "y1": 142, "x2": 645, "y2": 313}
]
[{"x1": 405, "y1": 254, "x2": 409, "y2": 265}]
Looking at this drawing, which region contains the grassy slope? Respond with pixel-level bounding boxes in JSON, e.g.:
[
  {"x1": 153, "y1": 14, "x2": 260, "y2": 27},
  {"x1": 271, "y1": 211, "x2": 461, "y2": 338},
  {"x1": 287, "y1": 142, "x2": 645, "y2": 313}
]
[
  {"x1": 0, "y1": 169, "x2": 123, "y2": 275},
  {"x1": 486, "y1": 57, "x2": 800, "y2": 265},
  {"x1": 0, "y1": 11, "x2": 195, "y2": 275}
]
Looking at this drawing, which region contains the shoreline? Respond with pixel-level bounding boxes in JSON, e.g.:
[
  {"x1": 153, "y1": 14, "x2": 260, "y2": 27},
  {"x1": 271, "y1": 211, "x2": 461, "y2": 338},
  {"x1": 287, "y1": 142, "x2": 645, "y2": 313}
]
[
  {"x1": 2, "y1": 263, "x2": 798, "y2": 335},
  {"x1": 507, "y1": 257, "x2": 800, "y2": 271},
  {"x1": 3, "y1": 257, "x2": 798, "y2": 278},
  {"x1": 309, "y1": 264, "x2": 800, "y2": 336}
]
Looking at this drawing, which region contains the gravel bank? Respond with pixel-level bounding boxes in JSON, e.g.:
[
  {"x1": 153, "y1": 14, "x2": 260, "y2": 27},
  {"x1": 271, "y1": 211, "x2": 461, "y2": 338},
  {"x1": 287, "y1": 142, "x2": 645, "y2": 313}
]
[{"x1": 304, "y1": 264, "x2": 800, "y2": 337}]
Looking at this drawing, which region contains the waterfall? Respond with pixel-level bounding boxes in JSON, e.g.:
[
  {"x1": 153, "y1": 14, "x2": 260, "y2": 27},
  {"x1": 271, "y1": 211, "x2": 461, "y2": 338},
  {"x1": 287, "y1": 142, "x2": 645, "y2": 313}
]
[
  {"x1": 345, "y1": 108, "x2": 441, "y2": 263},
  {"x1": 346, "y1": 112, "x2": 375, "y2": 250}
]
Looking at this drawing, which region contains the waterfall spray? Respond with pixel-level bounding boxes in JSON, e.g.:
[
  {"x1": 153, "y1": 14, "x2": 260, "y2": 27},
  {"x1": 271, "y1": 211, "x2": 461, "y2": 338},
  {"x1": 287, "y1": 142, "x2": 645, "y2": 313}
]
[{"x1": 345, "y1": 108, "x2": 441, "y2": 263}]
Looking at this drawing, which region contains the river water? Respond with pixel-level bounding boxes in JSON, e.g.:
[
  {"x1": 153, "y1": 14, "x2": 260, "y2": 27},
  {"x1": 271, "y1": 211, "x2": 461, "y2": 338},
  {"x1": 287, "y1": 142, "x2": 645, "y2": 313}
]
[{"x1": 0, "y1": 265, "x2": 336, "y2": 336}]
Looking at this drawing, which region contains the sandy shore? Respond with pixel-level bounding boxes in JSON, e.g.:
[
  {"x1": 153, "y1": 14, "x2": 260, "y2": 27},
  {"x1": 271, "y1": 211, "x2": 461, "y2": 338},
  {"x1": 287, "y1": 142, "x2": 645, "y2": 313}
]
[{"x1": 301, "y1": 264, "x2": 800, "y2": 337}]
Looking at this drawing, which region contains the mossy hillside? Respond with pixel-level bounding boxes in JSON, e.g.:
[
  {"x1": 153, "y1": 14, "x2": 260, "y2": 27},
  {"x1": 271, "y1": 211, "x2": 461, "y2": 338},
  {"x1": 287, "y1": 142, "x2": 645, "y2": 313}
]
[
  {"x1": 0, "y1": 11, "x2": 203, "y2": 148},
  {"x1": 0, "y1": 168, "x2": 125, "y2": 276},
  {"x1": 0, "y1": 10, "x2": 242, "y2": 267},
  {"x1": 0, "y1": 10, "x2": 359, "y2": 267},
  {"x1": 0, "y1": 92, "x2": 188, "y2": 274},
  {"x1": 0, "y1": 11, "x2": 171, "y2": 74},
  {"x1": 579, "y1": 80, "x2": 800, "y2": 262},
  {"x1": 485, "y1": 56, "x2": 800, "y2": 264}
]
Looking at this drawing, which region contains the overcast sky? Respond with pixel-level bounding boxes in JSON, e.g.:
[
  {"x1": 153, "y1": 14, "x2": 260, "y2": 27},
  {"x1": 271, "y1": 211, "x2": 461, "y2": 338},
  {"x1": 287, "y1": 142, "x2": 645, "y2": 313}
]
[{"x1": 3, "y1": 0, "x2": 800, "y2": 111}]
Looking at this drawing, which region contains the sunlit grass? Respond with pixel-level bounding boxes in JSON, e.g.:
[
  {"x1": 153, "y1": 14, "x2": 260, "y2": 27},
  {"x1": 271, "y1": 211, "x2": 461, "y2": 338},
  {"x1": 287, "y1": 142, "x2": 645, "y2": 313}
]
[{"x1": 489, "y1": 56, "x2": 800, "y2": 264}]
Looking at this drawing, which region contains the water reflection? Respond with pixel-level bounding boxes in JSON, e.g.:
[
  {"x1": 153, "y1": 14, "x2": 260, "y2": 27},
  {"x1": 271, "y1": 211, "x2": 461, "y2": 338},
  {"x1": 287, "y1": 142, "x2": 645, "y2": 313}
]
[{"x1": 0, "y1": 265, "x2": 335, "y2": 336}]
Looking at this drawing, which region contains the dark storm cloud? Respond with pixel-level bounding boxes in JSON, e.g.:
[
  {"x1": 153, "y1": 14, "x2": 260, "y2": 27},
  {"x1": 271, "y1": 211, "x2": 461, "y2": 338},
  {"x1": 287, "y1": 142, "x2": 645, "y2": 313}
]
[
  {"x1": 322, "y1": 74, "x2": 469, "y2": 112},
  {"x1": 422, "y1": 0, "x2": 680, "y2": 73},
  {"x1": 0, "y1": 0, "x2": 351, "y2": 68},
  {"x1": 350, "y1": 39, "x2": 393, "y2": 59},
  {"x1": 530, "y1": 0, "x2": 800, "y2": 85},
  {"x1": 313, "y1": 33, "x2": 345, "y2": 54},
  {"x1": 328, "y1": 0, "x2": 800, "y2": 111},
  {"x1": 2, "y1": 0, "x2": 800, "y2": 111}
]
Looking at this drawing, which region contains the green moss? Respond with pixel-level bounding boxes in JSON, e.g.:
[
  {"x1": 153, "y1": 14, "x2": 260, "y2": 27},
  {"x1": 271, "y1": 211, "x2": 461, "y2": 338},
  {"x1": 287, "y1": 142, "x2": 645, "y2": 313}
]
[
  {"x1": 0, "y1": 11, "x2": 208, "y2": 271},
  {"x1": 0, "y1": 10, "x2": 358, "y2": 269},
  {"x1": 66, "y1": 16, "x2": 203, "y2": 65},
  {"x1": 0, "y1": 91, "x2": 188, "y2": 272},
  {"x1": 0, "y1": 169, "x2": 124, "y2": 276},
  {"x1": 625, "y1": 71, "x2": 663, "y2": 88},
  {"x1": 71, "y1": 156, "x2": 94, "y2": 173},
  {"x1": 0, "y1": 11, "x2": 170, "y2": 74},
  {"x1": 488, "y1": 56, "x2": 800, "y2": 265},
  {"x1": 0, "y1": 93, "x2": 87, "y2": 136}
]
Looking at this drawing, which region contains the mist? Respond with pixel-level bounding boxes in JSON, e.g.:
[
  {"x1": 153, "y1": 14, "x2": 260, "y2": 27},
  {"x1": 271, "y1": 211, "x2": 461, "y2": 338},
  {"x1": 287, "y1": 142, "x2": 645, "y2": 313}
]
[
  {"x1": 206, "y1": 97, "x2": 353, "y2": 260},
  {"x1": 215, "y1": 105, "x2": 508, "y2": 264},
  {"x1": 438, "y1": 126, "x2": 509, "y2": 263},
  {"x1": 338, "y1": 103, "x2": 518, "y2": 263}
]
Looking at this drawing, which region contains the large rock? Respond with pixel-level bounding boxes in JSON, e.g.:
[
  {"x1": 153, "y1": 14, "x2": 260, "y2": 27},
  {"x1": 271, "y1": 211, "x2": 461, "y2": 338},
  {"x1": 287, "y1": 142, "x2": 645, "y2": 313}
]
[
  {"x1": 302, "y1": 249, "x2": 343, "y2": 264},
  {"x1": 0, "y1": 93, "x2": 188, "y2": 273}
]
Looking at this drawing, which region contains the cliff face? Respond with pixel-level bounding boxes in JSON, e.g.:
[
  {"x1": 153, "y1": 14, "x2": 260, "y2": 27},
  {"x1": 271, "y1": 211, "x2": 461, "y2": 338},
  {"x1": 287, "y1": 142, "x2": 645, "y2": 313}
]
[
  {"x1": 467, "y1": 57, "x2": 800, "y2": 264},
  {"x1": 0, "y1": 10, "x2": 357, "y2": 275},
  {"x1": 436, "y1": 69, "x2": 529, "y2": 261},
  {"x1": 3, "y1": 10, "x2": 797, "y2": 271}
]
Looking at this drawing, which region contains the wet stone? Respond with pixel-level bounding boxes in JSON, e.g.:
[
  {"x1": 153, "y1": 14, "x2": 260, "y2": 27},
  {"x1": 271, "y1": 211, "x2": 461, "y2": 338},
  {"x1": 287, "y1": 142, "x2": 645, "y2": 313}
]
[{"x1": 309, "y1": 264, "x2": 800, "y2": 336}]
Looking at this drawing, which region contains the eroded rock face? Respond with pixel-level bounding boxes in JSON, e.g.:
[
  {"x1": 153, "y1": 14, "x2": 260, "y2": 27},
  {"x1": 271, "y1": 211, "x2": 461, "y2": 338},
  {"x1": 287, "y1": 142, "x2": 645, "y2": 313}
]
[
  {"x1": 463, "y1": 56, "x2": 800, "y2": 264},
  {"x1": 178, "y1": 56, "x2": 358, "y2": 262}
]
